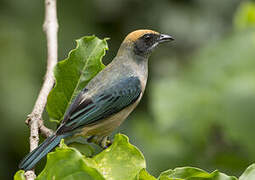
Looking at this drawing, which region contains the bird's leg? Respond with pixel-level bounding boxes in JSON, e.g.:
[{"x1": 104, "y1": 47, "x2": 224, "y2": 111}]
[
  {"x1": 87, "y1": 135, "x2": 112, "y2": 149},
  {"x1": 100, "y1": 136, "x2": 112, "y2": 149}
]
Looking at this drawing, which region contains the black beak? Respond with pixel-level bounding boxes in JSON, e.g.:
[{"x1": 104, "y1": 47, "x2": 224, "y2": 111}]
[{"x1": 158, "y1": 34, "x2": 174, "y2": 43}]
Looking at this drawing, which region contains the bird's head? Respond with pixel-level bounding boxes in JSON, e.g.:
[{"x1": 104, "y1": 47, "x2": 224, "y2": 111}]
[{"x1": 118, "y1": 29, "x2": 174, "y2": 58}]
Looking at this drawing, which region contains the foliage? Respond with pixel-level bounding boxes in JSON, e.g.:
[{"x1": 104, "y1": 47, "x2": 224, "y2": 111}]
[
  {"x1": 234, "y1": 2, "x2": 255, "y2": 30},
  {"x1": 136, "y1": 169, "x2": 156, "y2": 180},
  {"x1": 15, "y1": 134, "x2": 145, "y2": 180},
  {"x1": 239, "y1": 164, "x2": 255, "y2": 180},
  {"x1": 13, "y1": 135, "x2": 255, "y2": 179},
  {"x1": 46, "y1": 36, "x2": 108, "y2": 122},
  {"x1": 158, "y1": 167, "x2": 237, "y2": 180},
  {"x1": 14, "y1": 170, "x2": 25, "y2": 180}
]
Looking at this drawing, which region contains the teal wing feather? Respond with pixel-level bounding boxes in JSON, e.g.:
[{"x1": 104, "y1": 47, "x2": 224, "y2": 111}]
[
  {"x1": 57, "y1": 76, "x2": 142, "y2": 134},
  {"x1": 19, "y1": 134, "x2": 67, "y2": 170}
]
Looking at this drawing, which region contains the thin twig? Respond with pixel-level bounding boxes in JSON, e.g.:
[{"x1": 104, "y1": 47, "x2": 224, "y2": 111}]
[
  {"x1": 38, "y1": 119, "x2": 54, "y2": 138},
  {"x1": 24, "y1": 0, "x2": 58, "y2": 179}
]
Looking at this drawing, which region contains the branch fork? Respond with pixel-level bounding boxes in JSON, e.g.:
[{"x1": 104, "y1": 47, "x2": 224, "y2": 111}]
[{"x1": 24, "y1": 0, "x2": 58, "y2": 179}]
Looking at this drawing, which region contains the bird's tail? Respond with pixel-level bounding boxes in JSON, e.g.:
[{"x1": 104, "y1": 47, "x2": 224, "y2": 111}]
[{"x1": 19, "y1": 134, "x2": 65, "y2": 171}]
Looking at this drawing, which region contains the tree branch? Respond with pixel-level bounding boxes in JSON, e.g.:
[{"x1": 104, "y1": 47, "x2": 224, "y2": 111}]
[{"x1": 24, "y1": 0, "x2": 58, "y2": 179}]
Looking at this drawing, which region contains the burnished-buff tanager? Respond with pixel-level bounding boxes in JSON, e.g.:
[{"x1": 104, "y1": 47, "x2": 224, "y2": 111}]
[{"x1": 19, "y1": 29, "x2": 174, "y2": 170}]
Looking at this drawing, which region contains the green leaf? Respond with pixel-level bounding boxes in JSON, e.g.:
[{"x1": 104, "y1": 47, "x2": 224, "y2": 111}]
[
  {"x1": 36, "y1": 142, "x2": 104, "y2": 180},
  {"x1": 91, "y1": 134, "x2": 146, "y2": 180},
  {"x1": 234, "y1": 2, "x2": 255, "y2": 30},
  {"x1": 46, "y1": 36, "x2": 108, "y2": 122},
  {"x1": 14, "y1": 170, "x2": 25, "y2": 180},
  {"x1": 35, "y1": 134, "x2": 145, "y2": 180},
  {"x1": 136, "y1": 169, "x2": 156, "y2": 180},
  {"x1": 65, "y1": 136, "x2": 95, "y2": 157},
  {"x1": 158, "y1": 167, "x2": 237, "y2": 180},
  {"x1": 69, "y1": 142, "x2": 94, "y2": 157},
  {"x1": 240, "y1": 164, "x2": 255, "y2": 180}
]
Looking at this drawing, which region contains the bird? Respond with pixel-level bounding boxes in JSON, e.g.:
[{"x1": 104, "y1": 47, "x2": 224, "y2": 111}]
[{"x1": 19, "y1": 29, "x2": 174, "y2": 171}]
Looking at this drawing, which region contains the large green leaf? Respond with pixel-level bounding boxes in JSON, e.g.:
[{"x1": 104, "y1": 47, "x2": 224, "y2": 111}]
[
  {"x1": 68, "y1": 142, "x2": 94, "y2": 157},
  {"x1": 36, "y1": 140, "x2": 104, "y2": 180},
  {"x1": 91, "y1": 134, "x2": 146, "y2": 180},
  {"x1": 46, "y1": 36, "x2": 108, "y2": 122},
  {"x1": 33, "y1": 134, "x2": 145, "y2": 180},
  {"x1": 158, "y1": 167, "x2": 237, "y2": 180},
  {"x1": 136, "y1": 169, "x2": 156, "y2": 180},
  {"x1": 14, "y1": 170, "x2": 25, "y2": 180},
  {"x1": 239, "y1": 164, "x2": 255, "y2": 180},
  {"x1": 14, "y1": 136, "x2": 255, "y2": 180}
]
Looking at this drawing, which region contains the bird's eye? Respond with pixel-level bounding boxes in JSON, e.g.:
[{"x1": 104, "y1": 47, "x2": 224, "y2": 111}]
[{"x1": 143, "y1": 34, "x2": 152, "y2": 41}]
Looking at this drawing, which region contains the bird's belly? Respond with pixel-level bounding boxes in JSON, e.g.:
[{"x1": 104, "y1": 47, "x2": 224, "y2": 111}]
[{"x1": 76, "y1": 97, "x2": 141, "y2": 137}]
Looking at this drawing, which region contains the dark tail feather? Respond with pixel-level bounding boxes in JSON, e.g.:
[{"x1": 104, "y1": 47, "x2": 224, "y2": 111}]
[{"x1": 19, "y1": 134, "x2": 65, "y2": 171}]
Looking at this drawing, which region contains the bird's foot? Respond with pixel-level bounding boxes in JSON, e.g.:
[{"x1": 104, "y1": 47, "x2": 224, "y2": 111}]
[
  {"x1": 100, "y1": 136, "x2": 112, "y2": 149},
  {"x1": 87, "y1": 135, "x2": 112, "y2": 149}
]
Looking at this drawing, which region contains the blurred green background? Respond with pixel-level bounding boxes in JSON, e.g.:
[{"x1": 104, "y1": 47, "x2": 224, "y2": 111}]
[{"x1": 1, "y1": 0, "x2": 255, "y2": 179}]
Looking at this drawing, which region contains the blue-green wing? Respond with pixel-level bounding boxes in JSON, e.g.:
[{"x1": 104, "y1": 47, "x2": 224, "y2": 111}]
[{"x1": 57, "y1": 76, "x2": 142, "y2": 134}]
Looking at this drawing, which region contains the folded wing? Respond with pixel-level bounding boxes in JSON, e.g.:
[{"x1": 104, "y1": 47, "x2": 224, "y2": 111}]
[{"x1": 57, "y1": 76, "x2": 142, "y2": 134}]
